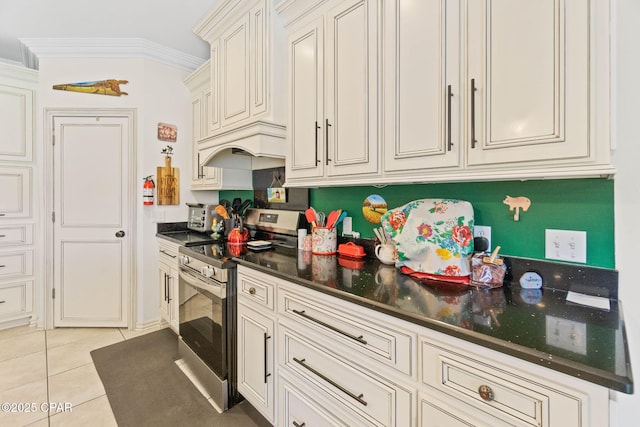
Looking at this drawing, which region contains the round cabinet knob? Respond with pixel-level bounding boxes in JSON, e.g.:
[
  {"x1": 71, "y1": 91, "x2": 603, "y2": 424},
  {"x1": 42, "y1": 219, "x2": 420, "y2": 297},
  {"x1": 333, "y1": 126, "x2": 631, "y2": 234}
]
[
  {"x1": 180, "y1": 255, "x2": 190, "y2": 266},
  {"x1": 478, "y1": 385, "x2": 494, "y2": 402},
  {"x1": 249, "y1": 287, "x2": 256, "y2": 295}
]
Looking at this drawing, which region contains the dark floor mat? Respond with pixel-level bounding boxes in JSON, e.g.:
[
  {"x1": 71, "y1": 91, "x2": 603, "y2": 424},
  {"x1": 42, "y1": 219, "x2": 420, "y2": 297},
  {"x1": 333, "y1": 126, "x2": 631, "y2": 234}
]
[{"x1": 90, "y1": 328, "x2": 270, "y2": 427}]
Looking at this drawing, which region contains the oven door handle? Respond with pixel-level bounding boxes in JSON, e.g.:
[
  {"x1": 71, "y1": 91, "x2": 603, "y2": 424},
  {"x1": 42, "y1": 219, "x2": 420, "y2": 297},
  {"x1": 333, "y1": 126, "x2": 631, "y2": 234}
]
[{"x1": 179, "y1": 267, "x2": 226, "y2": 299}]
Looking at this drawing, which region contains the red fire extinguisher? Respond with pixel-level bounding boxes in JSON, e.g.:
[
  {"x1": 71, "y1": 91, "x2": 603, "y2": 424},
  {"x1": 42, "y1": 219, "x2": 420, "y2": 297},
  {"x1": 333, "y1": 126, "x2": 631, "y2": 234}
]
[{"x1": 143, "y1": 176, "x2": 155, "y2": 205}]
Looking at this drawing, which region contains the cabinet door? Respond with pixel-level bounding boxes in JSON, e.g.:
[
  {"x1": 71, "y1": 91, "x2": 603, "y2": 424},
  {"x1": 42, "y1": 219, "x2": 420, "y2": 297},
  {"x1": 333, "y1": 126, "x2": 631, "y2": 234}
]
[
  {"x1": 287, "y1": 17, "x2": 325, "y2": 180},
  {"x1": 466, "y1": 0, "x2": 590, "y2": 166},
  {"x1": 325, "y1": 0, "x2": 379, "y2": 177},
  {"x1": 250, "y1": 0, "x2": 268, "y2": 117},
  {"x1": 0, "y1": 84, "x2": 33, "y2": 162},
  {"x1": 158, "y1": 261, "x2": 170, "y2": 324},
  {"x1": 168, "y1": 266, "x2": 179, "y2": 332},
  {"x1": 221, "y1": 14, "x2": 251, "y2": 127},
  {"x1": 237, "y1": 301, "x2": 275, "y2": 423},
  {"x1": 209, "y1": 39, "x2": 221, "y2": 133},
  {"x1": 0, "y1": 166, "x2": 31, "y2": 218},
  {"x1": 384, "y1": 0, "x2": 461, "y2": 172}
]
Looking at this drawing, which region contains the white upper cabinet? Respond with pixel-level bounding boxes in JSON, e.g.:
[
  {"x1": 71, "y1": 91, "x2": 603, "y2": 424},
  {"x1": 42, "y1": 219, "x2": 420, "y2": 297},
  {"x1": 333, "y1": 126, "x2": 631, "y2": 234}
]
[
  {"x1": 0, "y1": 78, "x2": 34, "y2": 163},
  {"x1": 221, "y1": 13, "x2": 251, "y2": 127},
  {"x1": 383, "y1": 0, "x2": 462, "y2": 173},
  {"x1": 465, "y1": 0, "x2": 607, "y2": 171},
  {"x1": 284, "y1": 0, "x2": 380, "y2": 185},
  {"x1": 194, "y1": 0, "x2": 287, "y2": 160},
  {"x1": 280, "y1": 0, "x2": 613, "y2": 186}
]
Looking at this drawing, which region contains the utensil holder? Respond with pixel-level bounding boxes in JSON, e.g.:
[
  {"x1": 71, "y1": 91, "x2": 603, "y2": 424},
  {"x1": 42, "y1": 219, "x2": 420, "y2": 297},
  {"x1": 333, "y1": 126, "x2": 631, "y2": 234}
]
[{"x1": 311, "y1": 227, "x2": 337, "y2": 255}]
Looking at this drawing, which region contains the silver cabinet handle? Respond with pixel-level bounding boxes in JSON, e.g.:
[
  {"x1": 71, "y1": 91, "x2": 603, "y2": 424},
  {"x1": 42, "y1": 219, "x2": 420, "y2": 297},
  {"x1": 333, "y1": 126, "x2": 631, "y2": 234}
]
[
  {"x1": 293, "y1": 357, "x2": 367, "y2": 406},
  {"x1": 292, "y1": 309, "x2": 367, "y2": 345},
  {"x1": 0, "y1": 235, "x2": 6, "y2": 238},
  {"x1": 470, "y1": 78, "x2": 478, "y2": 149},
  {"x1": 264, "y1": 333, "x2": 271, "y2": 383},
  {"x1": 314, "y1": 121, "x2": 321, "y2": 165},
  {"x1": 0, "y1": 301, "x2": 5, "y2": 304},
  {"x1": 447, "y1": 84, "x2": 453, "y2": 151},
  {"x1": 325, "y1": 118, "x2": 332, "y2": 164},
  {"x1": 159, "y1": 250, "x2": 177, "y2": 259}
]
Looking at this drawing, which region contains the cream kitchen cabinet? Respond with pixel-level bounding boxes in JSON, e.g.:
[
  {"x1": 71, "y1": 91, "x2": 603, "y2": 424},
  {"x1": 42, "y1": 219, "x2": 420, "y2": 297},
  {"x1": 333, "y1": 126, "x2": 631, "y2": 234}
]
[
  {"x1": 0, "y1": 166, "x2": 32, "y2": 219},
  {"x1": 0, "y1": 63, "x2": 37, "y2": 329},
  {"x1": 157, "y1": 238, "x2": 179, "y2": 332},
  {"x1": 236, "y1": 267, "x2": 277, "y2": 423},
  {"x1": 464, "y1": 0, "x2": 611, "y2": 172},
  {"x1": 382, "y1": 0, "x2": 462, "y2": 174},
  {"x1": 185, "y1": 61, "x2": 253, "y2": 191},
  {"x1": 383, "y1": 0, "x2": 613, "y2": 183},
  {"x1": 237, "y1": 262, "x2": 611, "y2": 427},
  {"x1": 0, "y1": 80, "x2": 34, "y2": 162},
  {"x1": 193, "y1": 0, "x2": 288, "y2": 159},
  {"x1": 283, "y1": 0, "x2": 381, "y2": 186}
]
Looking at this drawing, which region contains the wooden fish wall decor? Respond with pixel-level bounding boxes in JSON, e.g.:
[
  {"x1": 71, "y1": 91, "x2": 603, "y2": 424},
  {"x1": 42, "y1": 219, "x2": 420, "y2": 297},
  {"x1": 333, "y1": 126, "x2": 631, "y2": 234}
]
[{"x1": 52, "y1": 79, "x2": 128, "y2": 96}]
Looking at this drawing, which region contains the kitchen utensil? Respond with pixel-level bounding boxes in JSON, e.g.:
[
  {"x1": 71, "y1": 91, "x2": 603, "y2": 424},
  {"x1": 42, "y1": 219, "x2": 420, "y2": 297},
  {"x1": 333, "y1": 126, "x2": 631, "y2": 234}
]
[
  {"x1": 305, "y1": 208, "x2": 317, "y2": 227},
  {"x1": 326, "y1": 209, "x2": 341, "y2": 228},
  {"x1": 334, "y1": 210, "x2": 347, "y2": 226},
  {"x1": 232, "y1": 197, "x2": 242, "y2": 214},
  {"x1": 239, "y1": 199, "x2": 253, "y2": 217},
  {"x1": 316, "y1": 211, "x2": 326, "y2": 227}
]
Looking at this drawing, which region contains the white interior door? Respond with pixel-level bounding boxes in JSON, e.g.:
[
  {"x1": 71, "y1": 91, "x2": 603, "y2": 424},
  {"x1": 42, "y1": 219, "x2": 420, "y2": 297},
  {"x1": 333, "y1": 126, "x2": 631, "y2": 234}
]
[{"x1": 52, "y1": 115, "x2": 132, "y2": 327}]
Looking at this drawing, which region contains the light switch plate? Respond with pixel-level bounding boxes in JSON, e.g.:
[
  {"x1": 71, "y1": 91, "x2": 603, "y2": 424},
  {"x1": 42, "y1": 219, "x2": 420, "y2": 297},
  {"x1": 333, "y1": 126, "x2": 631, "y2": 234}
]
[{"x1": 545, "y1": 229, "x2": 587, "y2": 263}]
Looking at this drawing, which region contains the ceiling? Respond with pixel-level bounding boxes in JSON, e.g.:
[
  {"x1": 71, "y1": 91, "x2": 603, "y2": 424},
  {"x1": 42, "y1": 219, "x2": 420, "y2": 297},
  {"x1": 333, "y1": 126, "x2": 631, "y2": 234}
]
[{"x1": 0, "y1": 0, "x2": 218, "y2": 66}]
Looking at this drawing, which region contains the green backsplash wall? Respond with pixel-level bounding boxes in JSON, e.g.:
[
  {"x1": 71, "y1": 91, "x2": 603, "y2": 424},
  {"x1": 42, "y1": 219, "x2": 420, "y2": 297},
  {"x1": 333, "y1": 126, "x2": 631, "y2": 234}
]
[{"x1": 223, "y1": 178, "x2": 615, "y2": 268}]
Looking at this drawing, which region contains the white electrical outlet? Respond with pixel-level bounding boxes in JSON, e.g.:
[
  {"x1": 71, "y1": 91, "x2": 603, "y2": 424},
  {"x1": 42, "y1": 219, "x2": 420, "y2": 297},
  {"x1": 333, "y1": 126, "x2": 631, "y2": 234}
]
[
  {"x1": 545, "y1": 229, "x2": 587, "y2": 263},
  {"x1": 473, "y1": 225, "x2": 491, "y2": 251}
]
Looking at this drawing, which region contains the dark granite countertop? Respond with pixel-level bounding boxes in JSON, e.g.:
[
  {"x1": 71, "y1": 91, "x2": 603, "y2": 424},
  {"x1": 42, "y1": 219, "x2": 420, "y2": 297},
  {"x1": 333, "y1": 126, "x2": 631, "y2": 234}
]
[{"x1": 234, "y1": 245, "x2": 634, "y2": 394}]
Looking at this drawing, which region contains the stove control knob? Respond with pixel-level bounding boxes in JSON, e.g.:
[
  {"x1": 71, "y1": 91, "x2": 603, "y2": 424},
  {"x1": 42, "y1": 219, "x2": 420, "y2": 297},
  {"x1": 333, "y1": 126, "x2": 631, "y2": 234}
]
[
  {"x1": 179, "y1": 255, "x2": 190, "y2": 266},
  {"x1": 202, "y1": 266, "x2": 215, "y2": 278}
]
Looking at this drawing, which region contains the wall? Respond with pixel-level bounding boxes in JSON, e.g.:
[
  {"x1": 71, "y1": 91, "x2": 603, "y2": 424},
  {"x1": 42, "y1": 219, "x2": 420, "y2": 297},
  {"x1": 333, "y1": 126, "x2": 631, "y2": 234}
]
[
  {"x1": 226, "y1": 177, "x2": 615, "y2": 268},
  {"x1": 612, "y1": 0, "x2": 640, "y2": 423},
  {"x1": 36, "y1": 56, "x2": 219, "y2": 329}
]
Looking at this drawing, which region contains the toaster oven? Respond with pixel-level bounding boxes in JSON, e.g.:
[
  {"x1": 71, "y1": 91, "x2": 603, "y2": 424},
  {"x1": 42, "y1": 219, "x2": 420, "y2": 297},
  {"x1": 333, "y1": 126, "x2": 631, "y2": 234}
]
[{"x1": 187, "y1": 203, "x2": 214, "y2": 233}]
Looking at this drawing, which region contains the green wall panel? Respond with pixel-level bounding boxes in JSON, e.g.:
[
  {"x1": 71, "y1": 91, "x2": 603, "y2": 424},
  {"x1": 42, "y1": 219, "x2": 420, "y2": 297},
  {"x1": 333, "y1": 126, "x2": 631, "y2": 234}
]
[
  {"x1": 222, "y1": 178, "x2": 615, "y2": 268},
  {"x1": 310, "y1": 179, "x2": 615, "y2": 268}
]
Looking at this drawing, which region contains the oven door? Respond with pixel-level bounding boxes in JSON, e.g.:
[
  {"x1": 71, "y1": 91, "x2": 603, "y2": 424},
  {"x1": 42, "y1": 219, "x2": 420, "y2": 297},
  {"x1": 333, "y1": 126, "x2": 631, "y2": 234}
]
[{"x1": 178, "y1": 267, "x2": 227, "y2": 380}]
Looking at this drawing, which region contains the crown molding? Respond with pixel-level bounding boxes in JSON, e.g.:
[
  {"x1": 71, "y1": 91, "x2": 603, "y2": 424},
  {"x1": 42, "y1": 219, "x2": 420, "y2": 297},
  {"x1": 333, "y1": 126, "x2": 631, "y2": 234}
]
[{"x1": 19, "y1": 38, "x2": 206, "y2": 72}]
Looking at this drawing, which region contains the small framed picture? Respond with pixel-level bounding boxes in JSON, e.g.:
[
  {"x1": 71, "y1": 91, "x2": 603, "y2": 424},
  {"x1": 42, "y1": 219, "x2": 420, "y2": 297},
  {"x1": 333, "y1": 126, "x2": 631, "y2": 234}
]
[
  {"x1": 157, "y1": 122, "x2": 177, "y2": 142},
  {"x1": 267, "y1": 187, "x2": 286, "y2": 203}
]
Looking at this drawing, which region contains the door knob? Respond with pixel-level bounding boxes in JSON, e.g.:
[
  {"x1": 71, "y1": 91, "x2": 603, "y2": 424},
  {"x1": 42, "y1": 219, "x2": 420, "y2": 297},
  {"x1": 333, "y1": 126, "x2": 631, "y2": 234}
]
[{"x1": 115, "y1": 230, "x2": 126, "y2": 238}]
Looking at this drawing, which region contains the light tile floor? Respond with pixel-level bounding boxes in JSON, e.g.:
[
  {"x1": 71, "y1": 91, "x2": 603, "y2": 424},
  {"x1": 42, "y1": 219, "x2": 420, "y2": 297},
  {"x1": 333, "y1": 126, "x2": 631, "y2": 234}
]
[{"x1": 0, "y1": 324, "x2": 166, "y2": 427}]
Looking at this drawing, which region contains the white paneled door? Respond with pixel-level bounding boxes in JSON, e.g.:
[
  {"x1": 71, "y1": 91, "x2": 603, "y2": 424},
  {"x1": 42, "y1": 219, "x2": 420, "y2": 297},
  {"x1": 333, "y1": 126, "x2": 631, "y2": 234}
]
[{"x1": 52, "y1": 115, "x2": 133, "y2": 327}]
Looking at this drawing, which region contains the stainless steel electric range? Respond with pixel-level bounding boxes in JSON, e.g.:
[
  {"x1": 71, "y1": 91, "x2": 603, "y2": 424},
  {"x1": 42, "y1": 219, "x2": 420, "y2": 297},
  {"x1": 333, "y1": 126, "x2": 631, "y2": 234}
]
[{"x1": 176, "y1": 208, "x2": 307, "y2": 412}]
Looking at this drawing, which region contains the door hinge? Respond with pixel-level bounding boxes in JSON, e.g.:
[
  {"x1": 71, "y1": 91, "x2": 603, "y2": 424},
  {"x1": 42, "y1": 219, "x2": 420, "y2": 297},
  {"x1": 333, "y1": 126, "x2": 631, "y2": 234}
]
[
  {"x1": 52, "y1": 288, "x2": 55, "y2": 299},
  {"x1": 52, "y1": 133, "x2": 55, "y2": 146},
  {"x1": 51, "y1": 212, "x2": 55, "y2": 223}
]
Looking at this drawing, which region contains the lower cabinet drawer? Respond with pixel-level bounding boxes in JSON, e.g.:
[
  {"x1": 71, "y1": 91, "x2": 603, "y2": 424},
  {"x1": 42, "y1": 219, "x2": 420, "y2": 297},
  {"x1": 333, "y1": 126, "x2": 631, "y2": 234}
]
[
  {"x1": 0, "y1": 281, "x2": 33, "y2": 317},
  {"x1": 0, "y1": 224, "x2": 33, "y2": 246},
  {"x1": 0, "y1": 249, "x2": 33, "y2": 280},
  {"x1": 280, "y1": 325, "x2": 413, "y2": 427},
  {"x1": 418, "y1": 388, "x2": 512, "y2": 427},
  {"x1": 278, "y1": 285, "x2": 414, "y2": 376},
  {"x1": 279, "y1": 370, "x2": 357, "y2": 427},
  {"x1": 422, "y1": 339, "x2": 589, "y2": 427}
]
